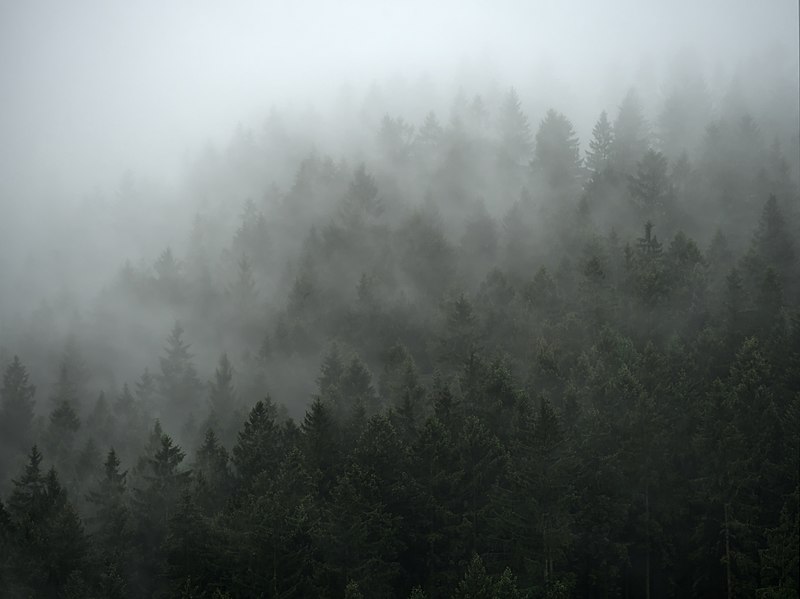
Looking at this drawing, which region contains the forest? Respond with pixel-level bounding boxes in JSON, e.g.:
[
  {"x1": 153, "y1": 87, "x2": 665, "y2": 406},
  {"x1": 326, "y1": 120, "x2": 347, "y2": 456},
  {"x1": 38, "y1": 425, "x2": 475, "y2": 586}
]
[{"x1": 0, "y1": 4, "x2": 799, "y2": 597}]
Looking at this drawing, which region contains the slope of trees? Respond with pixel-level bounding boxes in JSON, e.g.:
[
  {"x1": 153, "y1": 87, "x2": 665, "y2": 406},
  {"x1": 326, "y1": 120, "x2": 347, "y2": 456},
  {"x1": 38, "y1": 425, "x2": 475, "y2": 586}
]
[{"x1": 1, "y1": 74, "x2": 799, "y2": 598}]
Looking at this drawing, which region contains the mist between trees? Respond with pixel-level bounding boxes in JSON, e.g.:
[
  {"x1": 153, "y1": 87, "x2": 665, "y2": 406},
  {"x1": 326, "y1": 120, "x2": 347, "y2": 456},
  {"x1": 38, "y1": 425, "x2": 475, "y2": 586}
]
[{"x1": 0, "y1": 32, "x2": 799, "y2": 599}]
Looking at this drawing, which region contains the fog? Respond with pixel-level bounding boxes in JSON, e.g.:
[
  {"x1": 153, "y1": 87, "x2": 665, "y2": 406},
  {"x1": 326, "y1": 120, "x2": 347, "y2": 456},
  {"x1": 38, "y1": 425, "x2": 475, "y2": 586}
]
[
  {"x1": 2, "y1": 1, "x2": 796, "y2": 190},
  {"x1": 0, "y1": 0, "x2": 796, "y2": 397},
  {"x1": 0, "y1": 0, "x2": 796, "y2": 374},
  {"x1": 1, "y1": 1, "x2": 799, "y2": 596}
]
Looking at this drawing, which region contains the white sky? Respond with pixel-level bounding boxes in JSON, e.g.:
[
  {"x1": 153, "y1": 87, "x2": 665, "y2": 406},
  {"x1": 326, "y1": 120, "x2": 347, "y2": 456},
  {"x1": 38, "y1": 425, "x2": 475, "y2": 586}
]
[{"x1": 0, "y1": 0, "x2": 797, "y2": 196}]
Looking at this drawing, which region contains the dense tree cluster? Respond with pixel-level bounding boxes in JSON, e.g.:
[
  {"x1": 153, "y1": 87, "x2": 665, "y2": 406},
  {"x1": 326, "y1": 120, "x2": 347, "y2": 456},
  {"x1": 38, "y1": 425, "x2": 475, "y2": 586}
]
[{"x1": 1, "y1": 75, "x2": 798, "y2": 598}]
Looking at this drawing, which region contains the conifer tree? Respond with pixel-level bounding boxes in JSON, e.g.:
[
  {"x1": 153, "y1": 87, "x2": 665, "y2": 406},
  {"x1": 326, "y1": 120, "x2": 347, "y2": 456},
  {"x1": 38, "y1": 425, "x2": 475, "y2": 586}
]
[
  {"x1": 453, "y1": 554, "x2": 494, "y2": 599},
  {"x1": 0, "y1": 356, "x2": 36, "y2": 458},
  {"x1": 131, "y1": 433, "x2": 191, "y2": 597},
  {"x1": 301, "y1": 396, "x2": 340, "y2": 497},
  {"x1": 231, "y1": 397, "x2": 280, "y2": 485},
  {"x1": 6, "y1": 448, "x2": 87, "y2": 596},
  {"x1": 498, "y1": 87, "x2": 533, "y2": 167},
  {"x1": 585, "y1": 110, "x2": 614, "y2": 176},
  {"x1": 533, "y1": 109, "x2": 582, "y2": 190},
  {"x1": 158, "y1": 323, "x2": 202, "y2": 429},
  {"x1": 194, "y1": 428, "x2": 232, "y2": 514}
]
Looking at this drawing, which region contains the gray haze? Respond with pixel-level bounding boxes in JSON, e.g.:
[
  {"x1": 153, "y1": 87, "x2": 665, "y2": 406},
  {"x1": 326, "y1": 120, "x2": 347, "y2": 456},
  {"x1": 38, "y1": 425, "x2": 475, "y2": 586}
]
[
  {"x1": 0, "y1": 0, "x2": 798, "y2": 418},
  {"x1": 2, "y1": 1, "x2": 796, "y2": 191}
]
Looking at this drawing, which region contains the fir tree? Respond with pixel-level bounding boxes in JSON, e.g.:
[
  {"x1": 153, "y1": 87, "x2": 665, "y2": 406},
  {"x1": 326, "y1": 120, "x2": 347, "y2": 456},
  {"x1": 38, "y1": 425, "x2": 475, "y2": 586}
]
[
  {"x1": 585, "y1": 110, "x2": 614, "y2": 176},
  {"x1": 231, "y1": 397, "x2": 280, "y2": 485},
  {"x1": 498, "y1": 87, "x2": 533, "y2": 167},
  {"x1": 0, "y1": 356, "x2": 36, "y2": 457},
  {"x1": 533, "y1": 109, "x2": 582, "y2": 189}
]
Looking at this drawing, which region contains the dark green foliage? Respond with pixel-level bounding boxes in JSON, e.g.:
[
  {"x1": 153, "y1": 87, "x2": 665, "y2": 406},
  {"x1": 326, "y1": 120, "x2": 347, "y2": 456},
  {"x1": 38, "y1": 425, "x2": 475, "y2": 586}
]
[
  {"x1": 0, "y1": 356, "x2": 36, "y2": 467},
  {"x1": 753, "y1": 195, "x2": 796, "y2": 280},
  {"x1": 1, "y1": 81, "x2": 798, "y2": 599},
  {"x1": 586, "y1": 110, "x2": 614, "y2": 176},
  {"x1": 301, "y1": 396, "x2": 341, "y2": 497},
  {"x1": 131, "y1": 433, "x2": 191, "y2": 597},
  {"x1": 4, "y1": 447, "x2": 87, "y2": 597},
  {"x1": 453, "y1": 554, "x2": 494, "y2": 599},
  {"x1": 194, "y1": 428, "x2": 232, "y2": 514},
  {"x1": 231, "y1": 397, "x2": 280, "y2": 485},
  {"x1": 494, "y1": 567, "x2": 523, "y2": 599},
  {"x1": 86, "y1": 448, "x2": 131, "y2": 595}
]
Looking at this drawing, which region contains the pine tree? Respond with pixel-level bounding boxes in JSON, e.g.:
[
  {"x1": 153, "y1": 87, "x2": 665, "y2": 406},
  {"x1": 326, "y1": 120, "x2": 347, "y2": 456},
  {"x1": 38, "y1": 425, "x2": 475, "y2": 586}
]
[
  {"x1": 410, "y1": 415, "x2": 461, "y2": 593},
  {"x1": 45, "y1": 400, "x2": 81, "y2": 478},
  {"x1": 324, "y1": 463, "x2": 402, "y2": 597},
  {"x1": 498, "y1": 87, "x2": 533, "y2": 167},
  {"x1": 301, "y1": 396, "x2": 340, "y2": 497},
  {"x1": 341, "y1": 356, "x2": 380, "y2": 418},
  {"x1": 194, "y1": 428, "x2": 232, "y2": 514},
  {"x1": 7, "y1": 445, "x2": 46, "y2": 520},
  {"x1": 131, "y1": 433, "x2": 191, "y2": 597},
  {"x1": 0, "y1": 356, "x2": 36, "y2": 457},
  {"x1": 231, "y1": 397, "x2": 280, "y2": 486},
  {"x1": 636, "y1": 221, "x2": 663, "y2": 259},
  {"x1": 133, "y1": 434, "x2": 191, "y2": 529},
  {"x1": 753, "y1": 194, "x2": 795, "y2": 276},
  {"x1": 87, "y1": 448, "x2": 128, "y2": 542},
  {"x1": 585, "y1": 110, "x2": 614, "y2": 176},
  {"x1": 457, "y1": 417, "x2": 507, "y2": 555},
  {"x1": 6, "y1": 449, "x2": 87, "y2": 596},
  {"x1": 231, "y1": 448, "x2": 319, "y2": 597},
  {"x1": 86, "y1": 448, "x2": 131, "y2": 593},
  {"x1": 494, "y1": 567, "x2": 523, "y2": 599},
  {"x1": 165, "y1": 491, "x2": 216, "y2": 595},
  {"x1": 318, "y1": 343, "x2": 345, "y2": 400},
  {"x1": 533, "y1": 109, "x2": 582, "y2": 190},
  {"x1": 158, "y1": 323, "x2": 202, "y2": 429},
  {"x1": 453, "y1": 554, "x2": 494, "y2": 599}
]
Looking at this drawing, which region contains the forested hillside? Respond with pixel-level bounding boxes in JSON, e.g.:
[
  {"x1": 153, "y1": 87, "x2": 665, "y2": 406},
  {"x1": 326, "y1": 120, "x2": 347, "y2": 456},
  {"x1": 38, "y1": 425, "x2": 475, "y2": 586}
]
[{"x1": 1, "y1": 56, "x2": 799, "y2": 598}]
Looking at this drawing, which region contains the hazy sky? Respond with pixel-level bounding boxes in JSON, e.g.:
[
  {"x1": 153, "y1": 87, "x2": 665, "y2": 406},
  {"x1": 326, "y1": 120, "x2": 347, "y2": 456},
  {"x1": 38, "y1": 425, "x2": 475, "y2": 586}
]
[{"x1": 0, "y1": 0, "x2": 797, "y2": 198}]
